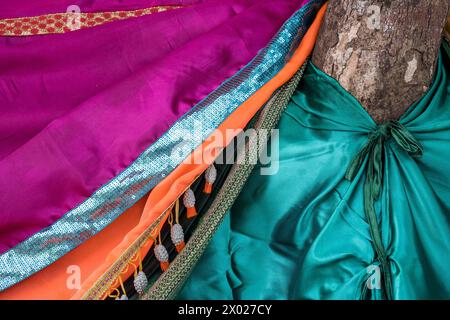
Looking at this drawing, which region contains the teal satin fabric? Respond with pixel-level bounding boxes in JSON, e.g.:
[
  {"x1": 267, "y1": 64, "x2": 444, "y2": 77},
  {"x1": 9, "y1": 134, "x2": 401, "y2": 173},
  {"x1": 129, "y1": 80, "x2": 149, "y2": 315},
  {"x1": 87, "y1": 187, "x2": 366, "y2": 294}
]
[{"x1": 178, "y1": 46, "x2": 450, "y2": 300}]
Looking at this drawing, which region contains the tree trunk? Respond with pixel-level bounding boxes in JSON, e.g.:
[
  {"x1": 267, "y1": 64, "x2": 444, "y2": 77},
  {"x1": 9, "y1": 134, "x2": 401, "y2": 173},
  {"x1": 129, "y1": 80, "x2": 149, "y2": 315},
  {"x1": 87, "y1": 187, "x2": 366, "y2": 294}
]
[
  {"x1": 312, "y1": 0, "x2": 449, "y2": 123},
  {"x1": 446, "y1": 13, "x2": 450, "y2": 41}
]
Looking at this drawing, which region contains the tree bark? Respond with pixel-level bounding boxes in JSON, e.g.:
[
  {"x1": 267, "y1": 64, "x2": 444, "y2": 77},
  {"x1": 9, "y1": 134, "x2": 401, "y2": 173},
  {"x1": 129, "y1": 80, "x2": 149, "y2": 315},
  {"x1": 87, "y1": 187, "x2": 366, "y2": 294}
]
[
  {"x1": 312, "y1": 0, "x2": 449, "y2": 123},
  {"x1": 446, "y1": 13, "x2": 450, "y2": 41}
]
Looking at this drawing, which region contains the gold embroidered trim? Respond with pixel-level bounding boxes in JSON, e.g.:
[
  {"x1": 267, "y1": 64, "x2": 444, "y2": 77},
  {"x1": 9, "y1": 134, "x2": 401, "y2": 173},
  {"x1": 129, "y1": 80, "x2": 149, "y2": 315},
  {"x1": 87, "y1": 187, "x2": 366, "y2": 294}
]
[{"x1": 0, "y1": 5, "x2": 182, "y2": 36}]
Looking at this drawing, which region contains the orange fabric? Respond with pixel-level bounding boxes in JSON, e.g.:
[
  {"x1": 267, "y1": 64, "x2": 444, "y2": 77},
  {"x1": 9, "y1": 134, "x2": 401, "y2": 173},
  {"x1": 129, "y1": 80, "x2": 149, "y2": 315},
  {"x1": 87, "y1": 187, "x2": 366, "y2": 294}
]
[
  {"x1": 0, "y1": 194, "x2": 147, "y2": 300},
  {"x1": 73, "y1": 3, "x2": 327, "y2": 300}
]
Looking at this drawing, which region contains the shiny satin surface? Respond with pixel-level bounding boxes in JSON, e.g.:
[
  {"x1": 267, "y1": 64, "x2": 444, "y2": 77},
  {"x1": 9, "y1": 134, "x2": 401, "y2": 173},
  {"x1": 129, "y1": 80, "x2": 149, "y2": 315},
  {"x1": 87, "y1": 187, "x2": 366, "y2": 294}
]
[{"x1": 179, "y1": 48, "x2": 450, "y2": 300}]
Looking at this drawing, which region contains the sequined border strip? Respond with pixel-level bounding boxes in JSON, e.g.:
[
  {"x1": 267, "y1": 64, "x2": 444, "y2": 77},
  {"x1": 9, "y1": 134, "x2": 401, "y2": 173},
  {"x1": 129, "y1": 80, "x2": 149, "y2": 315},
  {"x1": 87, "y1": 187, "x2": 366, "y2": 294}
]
[
  {"x1": 140, "y1": 62, "x2": 308, "y2": 300},
  {"x1": 0, "y1": 0, "x2": 325, "y2": 292},
  {"x1": 0, "y1": 6, "x2": 182, "y2": 36}
]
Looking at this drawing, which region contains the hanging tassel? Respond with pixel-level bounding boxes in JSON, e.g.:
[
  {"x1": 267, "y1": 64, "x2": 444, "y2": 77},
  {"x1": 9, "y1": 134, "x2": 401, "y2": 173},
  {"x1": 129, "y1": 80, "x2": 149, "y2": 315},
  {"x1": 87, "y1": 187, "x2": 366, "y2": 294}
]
[
  {"x1": 169, "y1": 200, "x2": 185, "y2": 252},
  {"x1": 154, "y1": 244, "x2": 169, "y2": 271},
  {"x1": 171, "y1": 223, "x2": 185, "y2": 252},
  {"x1": 133, "y1": 271, "x2": 148, "y2": 295},
  {"x1": 204, "y1": 164, "x2": 217, "y2": 194},
  {"x1": 118, "y1": 294, "x2": 128, "y2": 300},
  {"x1": 151, "y1": 228, "x2": 170, "y2": 272},
  {"x1": 132, "y1": 251, "x2": 148, "y2": 295},
  {"x1": 183, "y1": 188, "x2": 197, "y2": 218}
]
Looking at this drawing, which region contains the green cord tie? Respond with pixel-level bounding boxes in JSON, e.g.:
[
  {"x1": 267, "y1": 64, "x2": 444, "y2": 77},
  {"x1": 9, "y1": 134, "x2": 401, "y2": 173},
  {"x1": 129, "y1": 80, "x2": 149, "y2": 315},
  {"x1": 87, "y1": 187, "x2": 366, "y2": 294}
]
[{"x1": 345, "y1": 120, "x2": 423, "y2": 300}]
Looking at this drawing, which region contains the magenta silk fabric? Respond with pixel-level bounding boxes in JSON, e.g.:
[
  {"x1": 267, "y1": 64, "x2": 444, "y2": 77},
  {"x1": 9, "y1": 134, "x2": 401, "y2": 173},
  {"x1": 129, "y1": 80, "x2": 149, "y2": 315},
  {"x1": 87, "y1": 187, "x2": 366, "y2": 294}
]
[{"x1": 0, "y1": 0, "x2": 303, "y2": 253}]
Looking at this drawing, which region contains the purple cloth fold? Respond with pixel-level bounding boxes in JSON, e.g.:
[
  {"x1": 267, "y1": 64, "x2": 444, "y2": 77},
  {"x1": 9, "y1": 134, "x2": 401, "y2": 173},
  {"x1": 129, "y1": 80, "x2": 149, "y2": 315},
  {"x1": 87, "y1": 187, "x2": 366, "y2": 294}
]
[{"x1": 0, "y1": 0, "x2": 302, "y2": 253}]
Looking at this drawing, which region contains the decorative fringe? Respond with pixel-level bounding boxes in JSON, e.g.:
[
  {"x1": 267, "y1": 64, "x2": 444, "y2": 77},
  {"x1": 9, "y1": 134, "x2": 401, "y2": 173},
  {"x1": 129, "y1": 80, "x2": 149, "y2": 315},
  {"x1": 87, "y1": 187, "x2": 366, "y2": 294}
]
[
  {"x1": 183, "y1": 188, "x2": 197, "y2": 218},
  {"x1": 204, "y1": 164, "x2": 217, "y2": 194},
  {"x1": 168, "y1": 200, "x2": 185, "y2": 253},
  {"x1": 133, "y1": 270, "x2": 148, "y2": 295},
  {"x1": 171, "y1": 223, "x2": 185, "y2": 253},
  {"x1": 112, "y1": 179, "x2": 205, "y2": 299},
  {"x1": 154, "y1": 244, "x2": 170, "y2": 272}
]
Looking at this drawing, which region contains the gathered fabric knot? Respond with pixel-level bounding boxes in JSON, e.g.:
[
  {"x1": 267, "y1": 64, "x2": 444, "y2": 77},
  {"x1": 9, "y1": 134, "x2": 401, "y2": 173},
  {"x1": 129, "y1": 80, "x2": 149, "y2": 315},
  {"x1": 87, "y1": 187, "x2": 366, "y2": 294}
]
[
  {"x1": 344, "y1": 120, "x2": 423, "y2": 300},
  {"x1": 369, "y1": 121, "x2": 391, "y2": 140}
]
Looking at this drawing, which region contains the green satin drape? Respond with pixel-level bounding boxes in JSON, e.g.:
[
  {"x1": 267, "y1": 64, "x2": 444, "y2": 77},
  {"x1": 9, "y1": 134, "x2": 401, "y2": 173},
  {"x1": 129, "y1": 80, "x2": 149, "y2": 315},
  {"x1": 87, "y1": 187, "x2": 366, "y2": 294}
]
[{"x1": 178, "y1": 46, "x2": 450, "y2": 300}]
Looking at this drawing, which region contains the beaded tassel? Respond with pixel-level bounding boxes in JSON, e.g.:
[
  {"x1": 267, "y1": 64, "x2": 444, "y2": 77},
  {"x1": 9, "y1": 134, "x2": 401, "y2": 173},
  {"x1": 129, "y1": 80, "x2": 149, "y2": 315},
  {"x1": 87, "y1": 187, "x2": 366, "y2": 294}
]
[
  {"x1": 183, "y1": 188, "x2": 197, "y2": 218},
  {"x1": 151, "y1": 224, "x2": 170, "y2": 272},
  {"x1": 169, "y1": 200, "x2": 185, "y2": 252},
  {"x1": 131, "y1": 252, "x2": 148, "y2": 295},
  {"x1": 204, "y1": 164, "x2": 217, "y2": 194},
  {"x1": 133, "y1": 270, "x2": 148, "y2": 295},
  {"x1": 171, "y1": 224, "x2": 185, "y2": 252},
  {"x1": 154, "y1": 243, "x2": 170, "y2": 271},
  {"x1": 150, "y1": 220, "x2": 170, "y2": 272}
]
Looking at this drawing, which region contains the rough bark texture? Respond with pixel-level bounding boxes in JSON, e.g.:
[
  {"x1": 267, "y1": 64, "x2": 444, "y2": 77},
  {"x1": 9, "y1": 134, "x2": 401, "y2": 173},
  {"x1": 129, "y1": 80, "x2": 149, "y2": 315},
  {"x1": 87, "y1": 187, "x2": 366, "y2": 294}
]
[
  {"x1": 312, "y1": 0, "x2": 449, "y2": 123},
  {"x1": 446, "y1": 13, "x2": 450, "y2": 41}
]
